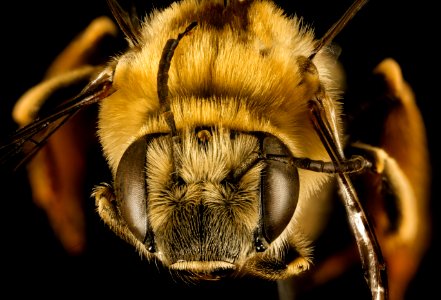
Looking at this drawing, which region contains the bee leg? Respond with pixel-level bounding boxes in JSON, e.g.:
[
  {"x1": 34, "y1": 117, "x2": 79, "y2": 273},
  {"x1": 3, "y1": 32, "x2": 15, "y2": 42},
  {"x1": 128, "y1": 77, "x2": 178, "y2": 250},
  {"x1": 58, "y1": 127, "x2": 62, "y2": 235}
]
[
  {"x1": 12, "y1": 17, "x2": 119, "y2": 255},
  {"x1": 350, "y1": 141, "x2": 429, "y2": 300},
  {"x1": 93, "y1": 184, "x2": 129, "y2": 239},
  {"x1": 300, "y1": 58, "x2": 430, "y2": 300},
  {"x1": 93, "y1": 183, "x2": 151, "y2": 258}
]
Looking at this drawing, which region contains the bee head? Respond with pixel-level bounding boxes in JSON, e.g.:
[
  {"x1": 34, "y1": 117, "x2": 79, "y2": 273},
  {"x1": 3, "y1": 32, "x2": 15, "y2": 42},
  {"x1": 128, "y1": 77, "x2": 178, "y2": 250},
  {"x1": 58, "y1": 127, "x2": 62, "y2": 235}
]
[{"x1": 114, "y1": 127, "x2": 300, "y2": 279}]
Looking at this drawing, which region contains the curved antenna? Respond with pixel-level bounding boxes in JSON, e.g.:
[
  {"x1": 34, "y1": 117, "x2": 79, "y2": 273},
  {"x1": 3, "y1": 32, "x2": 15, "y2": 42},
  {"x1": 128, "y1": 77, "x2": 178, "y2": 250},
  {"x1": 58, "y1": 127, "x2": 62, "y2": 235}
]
[
  {"x1": 157, "y1": 22, "x2": 197, "y2": 136},
  {"x1": 309, "y1": 0, "x2": 369, "y2": 60}
]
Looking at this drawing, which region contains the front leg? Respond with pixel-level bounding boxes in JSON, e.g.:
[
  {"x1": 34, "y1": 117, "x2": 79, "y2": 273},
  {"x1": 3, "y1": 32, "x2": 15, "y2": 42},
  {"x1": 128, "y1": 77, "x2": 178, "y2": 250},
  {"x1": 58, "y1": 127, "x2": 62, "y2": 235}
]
[
  {"x1": 349, "y1": 142, "x2": 428, "y2": 300},
  {"x1": 350, "y1": 142, "x2": 420, "y2": 246},
  {"x1": 93, "y1": 183, "x2": 150, "y2": 257}
]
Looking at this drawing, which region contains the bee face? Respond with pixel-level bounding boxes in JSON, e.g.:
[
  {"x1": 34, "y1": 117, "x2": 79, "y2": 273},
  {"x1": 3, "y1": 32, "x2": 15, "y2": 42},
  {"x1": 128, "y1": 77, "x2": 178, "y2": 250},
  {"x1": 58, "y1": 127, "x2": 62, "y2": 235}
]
[{"x1": 111, "y1": 127, "x2": 304, "y2": 280}]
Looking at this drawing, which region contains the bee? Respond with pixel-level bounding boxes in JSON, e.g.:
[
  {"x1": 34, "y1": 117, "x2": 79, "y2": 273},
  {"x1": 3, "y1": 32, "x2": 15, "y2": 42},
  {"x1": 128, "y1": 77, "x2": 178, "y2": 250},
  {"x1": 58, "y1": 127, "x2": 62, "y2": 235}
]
[{"x1": 0, "y1": 0, "x2": 430, "y2": 299}]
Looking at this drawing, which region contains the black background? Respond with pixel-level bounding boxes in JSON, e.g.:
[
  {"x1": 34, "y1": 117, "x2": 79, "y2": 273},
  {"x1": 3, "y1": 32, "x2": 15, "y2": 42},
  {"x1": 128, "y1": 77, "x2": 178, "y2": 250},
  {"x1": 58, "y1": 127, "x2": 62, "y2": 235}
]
[{"x1": 0, "y1": 1, "x2": 437, "y2": 299}]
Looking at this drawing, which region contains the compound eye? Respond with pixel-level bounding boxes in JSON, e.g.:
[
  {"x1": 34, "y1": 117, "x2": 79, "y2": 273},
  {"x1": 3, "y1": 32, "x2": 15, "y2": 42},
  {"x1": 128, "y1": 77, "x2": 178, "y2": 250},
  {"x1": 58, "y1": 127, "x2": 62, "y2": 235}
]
[
  {"x1": 261, "y1": 136, "x2": 299, "y2": 242},
  {"x1": 115, "y1": 137, "x2": 149, "y2": 243}
]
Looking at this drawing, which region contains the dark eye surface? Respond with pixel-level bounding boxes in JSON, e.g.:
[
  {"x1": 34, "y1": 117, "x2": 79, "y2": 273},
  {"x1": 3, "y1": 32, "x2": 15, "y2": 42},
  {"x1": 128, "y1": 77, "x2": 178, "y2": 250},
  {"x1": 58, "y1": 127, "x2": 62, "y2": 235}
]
[
  {"x1": 115, "y1": 136, "x2": 149, "y2": 243},
  {"x1": 261, "y1": 136, "x2": 299, "y2": 242}
]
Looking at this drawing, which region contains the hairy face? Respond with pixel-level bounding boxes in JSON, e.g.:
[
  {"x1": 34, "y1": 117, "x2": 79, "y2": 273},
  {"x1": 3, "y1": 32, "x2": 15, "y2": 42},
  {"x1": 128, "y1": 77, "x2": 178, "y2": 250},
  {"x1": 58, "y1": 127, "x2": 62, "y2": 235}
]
[
  {"x1": 147, "y1": 128, "x2": 261, "y2": 267},
  {"x1": 107, "y1": 126, "x2": 309, "y2": 280}
]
